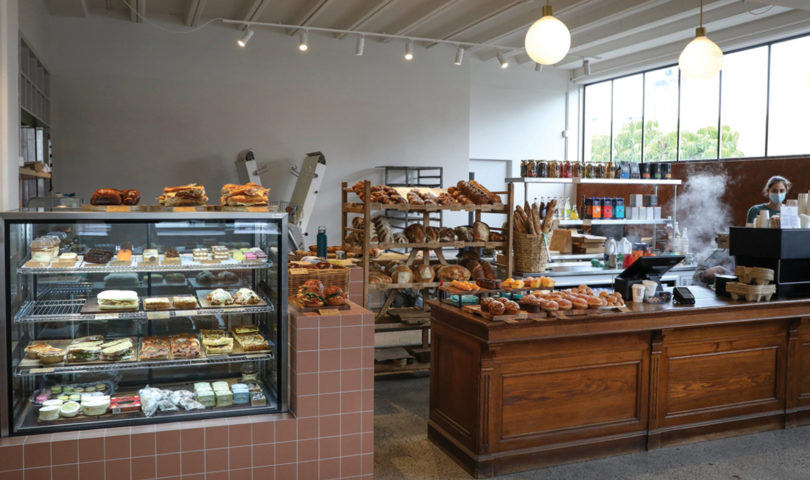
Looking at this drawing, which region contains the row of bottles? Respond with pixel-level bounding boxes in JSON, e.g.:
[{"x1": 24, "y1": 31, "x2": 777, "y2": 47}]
[
  {"x1": 520, "y1": 160, "x2": 624, "y2": 179},
  {"x1": 532, "y1": 196, "x2": 579, "y2": 220}
]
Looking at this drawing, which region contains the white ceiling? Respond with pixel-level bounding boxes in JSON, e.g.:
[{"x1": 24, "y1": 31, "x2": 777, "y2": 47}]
[{"x1": 43, "y1": 0, "x2": 810, "y2": 81}]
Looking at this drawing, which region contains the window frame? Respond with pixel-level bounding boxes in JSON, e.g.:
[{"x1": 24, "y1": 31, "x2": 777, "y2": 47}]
[{"x1": 581, "y1": 31, "x2": 810, "y2": 163}]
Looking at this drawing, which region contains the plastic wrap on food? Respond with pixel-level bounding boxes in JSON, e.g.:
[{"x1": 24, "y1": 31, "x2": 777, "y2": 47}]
[
  {"x1": 171, "y1": 390, "x2": 205, "y2": 411},
  {"x1": 139, "y1": 386, "x2": 161, "y2": 417}
]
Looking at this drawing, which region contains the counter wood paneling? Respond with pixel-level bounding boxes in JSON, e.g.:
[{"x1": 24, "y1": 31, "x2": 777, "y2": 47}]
[{"x1": 427, "y1": 287, "x2": 810, "y2": 477}]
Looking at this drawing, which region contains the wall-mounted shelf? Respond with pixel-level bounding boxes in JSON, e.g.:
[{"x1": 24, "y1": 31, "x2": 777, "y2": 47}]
[
  {"x1": 19, "y1": 167, "x2": 51, "y2": 179},
  {"x1": 506, "y1": 177, "x2": 681, "y2": 186},
  {"x1": 557, "y1": 219, "x2": 669, "y2": 226}
]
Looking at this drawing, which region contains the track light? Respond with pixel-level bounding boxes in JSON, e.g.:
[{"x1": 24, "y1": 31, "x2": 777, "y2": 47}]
[
  {"x1": 237, "y1": 29, "x2": 254, "y2": 48},
  {"x1": 404, "y1": 39, "x2": 414, "y2": 61},
  {"x1": 535, "y1": 62, "x2": 543, "y2": 72},
  {"x1": 497, "y1": 52, "x2": 509, "y2": 69},
  {"x1": 454, "y1": 46, "x2": 464, "y2": 66},
  {"x1": 298, "y1": 30, "x2": 309, "y2": 52},
  {"x1": 583, "y1": 59, "x2": 591, "y2": 75},
  {"x1": 355, "y1": 36, "x2": 365, "y2": 56}
]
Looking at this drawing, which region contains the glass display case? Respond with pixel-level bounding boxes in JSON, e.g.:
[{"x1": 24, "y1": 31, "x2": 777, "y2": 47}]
[{"x1": 0, "y1": 210, "x2": 287, "y2": 435}]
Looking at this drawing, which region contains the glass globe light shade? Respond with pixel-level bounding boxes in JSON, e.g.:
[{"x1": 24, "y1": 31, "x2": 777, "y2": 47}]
[
  {"x1": 524, "y1": 7, "x2": 571, "y2": 65},
  {"x1": 678, "y1": 29, "x2": 723, "y2": 80}
]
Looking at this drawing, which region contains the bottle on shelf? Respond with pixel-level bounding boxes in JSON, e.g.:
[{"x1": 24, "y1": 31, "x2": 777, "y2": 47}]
[
  {"x1": 317, "y1": 226, "x2": 328, "y2": 258},
  {"x1": 563, "y1": 197, "x2": 571, "y2": 220},
  {"x1": 681, "y1": 227, "x2": 690, "y2": 264},
  {"x1": 570, "y1": 203, "x2": 579, "y2": 220}
]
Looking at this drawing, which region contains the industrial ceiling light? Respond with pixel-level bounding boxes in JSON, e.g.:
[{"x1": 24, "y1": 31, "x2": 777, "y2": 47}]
[
  {"x1": 583, "y1": 59, "x2": 591, "y2": 75},
  {"x1": 454, "y1": 46, "x2": 464, "y2": 66},
  {"x1": 404, "y1": 39, "x2": 414, "y2": 61},
  {"x1": 524, "y1": 1, "x2": 571, "y2": 65},
  {"x1": 678, "y1": 0, "x2": 723, "y2": 80},
  {"x1": 355, "y1": 35, "x2": 365, "y2": 56},
  {"x1": 298, "y1": 30, "x2": 309, "y2": 52},
  {"x1": 535, "y1": 62, "x2": 543, "y2": 72},
  {"x1": 496, "y1": 52, "x2": 509, "y2": 69},
  {"x1": 237, "y1": 29, "x2": 254, "y2": 48}
]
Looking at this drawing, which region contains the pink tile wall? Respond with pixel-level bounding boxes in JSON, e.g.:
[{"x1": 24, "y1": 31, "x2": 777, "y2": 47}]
[
  {"x1": 348, "y1": 267, "x2": 365, "y2": 307},
  {"x1": 0, "y1": 302, "x2": 375, "y2": 480}
]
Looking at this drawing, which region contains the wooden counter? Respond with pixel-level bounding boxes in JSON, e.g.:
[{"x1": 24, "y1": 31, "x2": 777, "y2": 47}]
[{"x1": 427, "y1": 287, "x2": 810, "y2": 477}]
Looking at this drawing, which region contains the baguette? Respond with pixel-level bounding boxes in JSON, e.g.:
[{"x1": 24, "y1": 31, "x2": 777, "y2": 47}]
[
  {"x1": 542, "y1": 199, "x2": 557, "y2": 234},
  {"x1": 531, "y1": 203, "x2": 542, "y2": 234}
]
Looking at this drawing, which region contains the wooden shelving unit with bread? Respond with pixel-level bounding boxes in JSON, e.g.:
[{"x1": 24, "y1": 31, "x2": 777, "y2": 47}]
[{"x1": 341, "y1": 180, "x2": 514, "y2": 374}]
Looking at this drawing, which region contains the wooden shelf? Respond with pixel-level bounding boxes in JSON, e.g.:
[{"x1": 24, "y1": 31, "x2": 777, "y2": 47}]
[
  {"x1": 557, "y1": 219, "x2": 668, "y2": 226},
  {"x1": 343, "y1": 202, "x2": 507, "y2": 213},
  {"x1": 19, "y1": 167, "x2": 51, "y2": 179},
  {"x1": 375, "y1": 359, "x2": 430, "y2": 376},
  {"x1": 507, "y1": 177, "x2": 681, "y2": 186},
  {"x1": 370, "y1": 282, "x2": 441, "y2": 291},
  {"x1": 375, "y1": 241, "x2": 507, "y2": 250}
]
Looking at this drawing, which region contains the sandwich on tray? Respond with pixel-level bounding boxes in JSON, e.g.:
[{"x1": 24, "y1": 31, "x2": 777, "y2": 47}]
[
  {"x1": 220, "y1": 182, "x2": 269, "y2": 206},
  {"x1": 101, "y1": 338, "x2": 135, "y2": 361},
  {"x1": 158, "y1": 183, "x2": 208, "y2": 206},
  {"x1": 97, "y1": 290, "x2": 139, "y2": 310}
]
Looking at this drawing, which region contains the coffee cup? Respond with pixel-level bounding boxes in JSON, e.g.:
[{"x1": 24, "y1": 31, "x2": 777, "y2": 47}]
[
  {"x1": 642, "y1": 280, "x2": 658, "y2": 298},
  {"x1": 632, "y1": 284, "x2": 646, "y2": 303}
]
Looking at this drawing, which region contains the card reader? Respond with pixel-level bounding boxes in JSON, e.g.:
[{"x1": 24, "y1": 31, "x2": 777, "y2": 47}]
[{"x1": 673, "y1": 286, "x2": 695, "y2": 305}]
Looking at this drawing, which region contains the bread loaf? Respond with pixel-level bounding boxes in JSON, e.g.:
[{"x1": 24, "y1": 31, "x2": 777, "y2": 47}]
[
  {"x1": 454, "y1": 226, "x2": 472, "y2": 242},
  {"x1": 413, "y1": 264, "x2": 435, "y2": 282},
  {"x1": 438, "y1": 227, "x2": 456, "y2": 243},
  {"x1": 391, "y1": 265, "x2": 413, "y2": 284},
  {"x1": 425, "y1": 226, "x2": 439, "y2": 243},
  {"x1": 368, "y1": 272, "x2": 392, "y2": 285},
  {"x1": 472, "y1": 221, "x2": 490, "y2": 242},
  {"x1": 437, "y1": 265, "x2": 471, "y2": 282},
  {"x1": 404, "y1": 224, "x2": 426, "y2": 243}
]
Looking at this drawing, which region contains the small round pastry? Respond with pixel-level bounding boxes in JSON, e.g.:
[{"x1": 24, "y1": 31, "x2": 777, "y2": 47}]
[
  {"x1": 542, "y1": 300, "x2": 559, "y2": 312},
  {"x1": 480, "y1": 297, "x2": 495, "y2": 307},
  {"x1": 557, "y1": 298, "x2": 573, "y2": 310},
  {"x1": 504, "y1": 300, "x2": 520, "y2": 314},
  {"x1": 587, "y1": 296, "x2": 605, "y2": 307},
  {"x1": 599, "y1": 290, "x2": 610, "y2": 298},
  {"x1": 488, "y1": 301, "x2": 505, "y2": 315},
  {"x1": 519, "y1": 295, "x2": 541, "y2": 305},
  {"x1": 571, "y1": 296, "x2": 588, "y2": 309},
  {"x1": 495, "y1": 297, "x2": 509, "y2": 304}
]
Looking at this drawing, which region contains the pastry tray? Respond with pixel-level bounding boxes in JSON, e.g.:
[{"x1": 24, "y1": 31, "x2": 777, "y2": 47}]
[
  {"x1": 80, "y1": 297, "x2": 140, "y2": 314},
  {"x1": 20, "y1": 338, "x2": 139, "y2": 367},
  {"x1": 196, "y1": 289, "x2": 268, "y2": 308},
  {"x1": 138, "y1": 337, "x2": 206, "y2": 361}
]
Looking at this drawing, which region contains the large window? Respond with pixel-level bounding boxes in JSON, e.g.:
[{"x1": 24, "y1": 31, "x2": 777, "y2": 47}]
[
  {"x1": 768, "y1": 35, "x2": 810, "y2": 156},
  {"x1": 582, "y1": 33, "x2": 810, "y2": 162}
]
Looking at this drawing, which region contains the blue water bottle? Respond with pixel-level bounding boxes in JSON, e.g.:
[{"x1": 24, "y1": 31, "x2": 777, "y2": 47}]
[{"x1": 316, "y1": 226, "x2": 327, "y2": 258}]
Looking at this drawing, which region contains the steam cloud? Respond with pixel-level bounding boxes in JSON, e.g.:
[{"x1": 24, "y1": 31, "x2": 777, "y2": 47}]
[{"x1": 675, "y1": 167, "x2": 733, "y2": 262}]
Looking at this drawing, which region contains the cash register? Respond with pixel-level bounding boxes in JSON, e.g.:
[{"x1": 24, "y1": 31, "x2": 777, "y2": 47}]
[{"x1": 614, "y1": 255, "x2": 685, "y2": 301}]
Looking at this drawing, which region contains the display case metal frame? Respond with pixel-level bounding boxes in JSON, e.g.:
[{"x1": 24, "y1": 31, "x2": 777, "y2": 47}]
[{"x1": 0, "y1": 209, "x2": 289, "y2": 436}]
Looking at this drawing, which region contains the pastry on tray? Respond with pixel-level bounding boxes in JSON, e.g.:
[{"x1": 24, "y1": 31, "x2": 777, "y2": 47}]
[
  {"x1": 144, "y1": 297, "x2": 171, "y2": 311},
  {"x1": 139, "y1": 337, "x2": 170, "y2": 361},
  {"x1": 206, "y1": 288, "x2": 234, "y2": 306},
  {"x1": 233, "y1": 288, "x2": 261, "y2": 305},
  {"x1": 171, "y1": 334, "x2": 201, "y2": 359},
  {"x1": 172, "y1": 296, "x2": 198, "y2": 309},
  {"x1": 158, "y1": 183, "x2": 208, "y2": 206}
]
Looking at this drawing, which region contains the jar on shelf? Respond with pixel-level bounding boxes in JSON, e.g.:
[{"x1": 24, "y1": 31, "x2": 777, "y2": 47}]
[
  {"x1": 552, "y1": 161, "x2": 561, "y2": 178},
  {"x1": 602, "y1": 197, "x2": 613, "y2": 219},
  {"x1": 614, "y1": 162, "x2": 622, "y2": 179},
  {"x1": 650, "y1": 162, "x2": 660, "y2": 179},
  {"x1": 596, "y1": 163, "x2": 606, "y2": 179},
  {"x1": 527, "y1": 160, "x2": 536, "y2": 177},
  {"x1": 662, "y1": 163, "x2": 672, "y2": 179},
  {"x1": 562, "y1": 160, "x2": 572, "y2": 178},
  {"x1": 606, "y1": 161, "x2": 614, "y2": 179},
  {"x1": 571, "y1": 162, "x2": 580, "y2": 178},
  {"x1": 538, "y1": 160, "x2": 548, "y2": 178},
  {"x1": 640, "y1": 163, "x2": 650, "y2": 179},
  {"x1": 520, "y1": 160, "x2": 528, "y2": 177},
  {"x1": 583, "y1": 197, "x2": 593, "y2": 219}
]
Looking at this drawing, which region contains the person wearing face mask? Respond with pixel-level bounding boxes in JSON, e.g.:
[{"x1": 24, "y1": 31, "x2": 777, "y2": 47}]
[{"x1": 746, "y1": 175, "x2": 792, "y2": 224}]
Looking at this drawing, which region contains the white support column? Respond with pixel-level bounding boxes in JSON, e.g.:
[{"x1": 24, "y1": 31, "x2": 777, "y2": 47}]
[{"x1": 0, "y1": 0, "x2": 20, "y2": 211}]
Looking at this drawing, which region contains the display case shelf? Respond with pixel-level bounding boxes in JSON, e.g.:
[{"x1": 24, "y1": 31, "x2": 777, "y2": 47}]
[
  {"x1": 14, "y1": 298, "x2": 275, "y2": 323},
  {"x1": 15, "y1": 350, "x2": 275, "y2": 377},
  {"x1": 17, "y1": 259, "x2": 274, "y2": 275}
]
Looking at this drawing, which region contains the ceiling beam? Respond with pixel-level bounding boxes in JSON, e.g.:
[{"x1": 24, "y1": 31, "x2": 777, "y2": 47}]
[
  {"x1": 570, "y1": 9, "x2": 810, "y2": 81},
  {"x1": 184, "y1": 0, "x2": 207, "y2": 27},
  {"x1": 129, "y1": 0, "x2": 145, "y2": 23},
  {"x1": 381, "y1": 0, "x2": 461, "y2": 43},
  {"x1": 238, "y1": 0, "x2": 270, "y2": 31},
  {"x1": 552, "y1": 1, "x2": 781, "y2": 69},
  {"x1": 42, "y1": 0, "x2": 88, "y2": 17},
  {"x1": 747, "y1": 0, "x2": 810, "y2": 12},
  {"x1": 424, "y1": 0, "x2": 525, "y2": 48},
  {"x1": 290, "y1": 0, "x2": 333, "y2": 35},
  {"x1": 335, "y1": 0, "x2": 399, "y2": 40}
]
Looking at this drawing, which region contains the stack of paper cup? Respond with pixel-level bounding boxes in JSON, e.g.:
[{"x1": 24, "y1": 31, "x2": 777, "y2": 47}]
[
  {"x1": 757, "y1": 210, "x2": 770, "y2": 228},
  {"x1": 801, "y1": 214, "x2": 810, "y2": 228},
  {"x1": 799, "y1": 194, "x2": 809, "y2": 215}
]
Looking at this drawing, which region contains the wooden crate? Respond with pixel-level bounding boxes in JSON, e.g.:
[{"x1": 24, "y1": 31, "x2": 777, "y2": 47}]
[{"x1": 288, "y1": 266, "x2": 350, "y2": 293}]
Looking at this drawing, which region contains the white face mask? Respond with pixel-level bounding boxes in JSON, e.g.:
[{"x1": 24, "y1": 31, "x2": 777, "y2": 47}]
[{"x1": 769, "y1": 192, "x2": 785, "y2": 205}]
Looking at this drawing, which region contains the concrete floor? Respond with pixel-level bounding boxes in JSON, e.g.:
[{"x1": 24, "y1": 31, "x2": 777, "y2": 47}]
[{"x1": 374, "y1": 374, "x2": 810, "y2": 480}]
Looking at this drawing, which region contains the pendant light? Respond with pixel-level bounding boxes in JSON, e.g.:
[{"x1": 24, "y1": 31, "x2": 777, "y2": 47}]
[
  {"x1": 524, "y1": 1, "x2": 571, "y2": 65},
  {"x1": 678, "y1": 0, "x2": 723, "y2": 80}
]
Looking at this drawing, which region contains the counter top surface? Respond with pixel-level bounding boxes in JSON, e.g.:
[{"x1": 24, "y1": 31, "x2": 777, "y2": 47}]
[{"x1": 428, "y1": 286, "x2": 808, "y2": 342}]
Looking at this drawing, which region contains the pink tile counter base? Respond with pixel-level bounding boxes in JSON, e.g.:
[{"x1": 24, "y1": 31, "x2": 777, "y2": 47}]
[{"x1": 0, "y1": 302, "x2": 375, "y2": 480}]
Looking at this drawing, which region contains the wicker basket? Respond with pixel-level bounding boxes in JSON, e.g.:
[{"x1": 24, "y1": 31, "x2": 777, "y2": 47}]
[
  {"x1": 513, "y1": 231, "x2": 549, "y2": 274},
  {"x1": 289, "y1": 266, "x2": 350, "y2": 293}
]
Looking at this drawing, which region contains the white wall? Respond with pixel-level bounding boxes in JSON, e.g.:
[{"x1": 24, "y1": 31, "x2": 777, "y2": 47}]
[
  {"x1": 469, "y1": 61, "x2": 574, "y2": 205},
  {"x1": 46, "y1": 15, "x2": 471, "y2": 240},
  {"x1": 0, "y1": 0, "x2": 19, "y2": 211}
]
